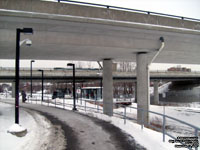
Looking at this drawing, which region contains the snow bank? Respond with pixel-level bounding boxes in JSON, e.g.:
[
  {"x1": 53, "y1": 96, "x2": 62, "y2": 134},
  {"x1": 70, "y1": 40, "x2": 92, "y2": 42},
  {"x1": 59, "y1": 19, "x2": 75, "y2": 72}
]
[
  {"x1": 8, "y1": 123, "x2": 27, "y2": 133},
  {"x1": 0, "y1": 102, "x2": 66, "y2": 150}
]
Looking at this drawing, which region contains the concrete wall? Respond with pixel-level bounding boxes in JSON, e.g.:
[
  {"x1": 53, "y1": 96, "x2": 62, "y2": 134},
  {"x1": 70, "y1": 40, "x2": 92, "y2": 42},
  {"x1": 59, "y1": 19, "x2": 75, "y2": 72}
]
[{"x1": 1, "y1": 0, "x2": 200, "y2": 30}]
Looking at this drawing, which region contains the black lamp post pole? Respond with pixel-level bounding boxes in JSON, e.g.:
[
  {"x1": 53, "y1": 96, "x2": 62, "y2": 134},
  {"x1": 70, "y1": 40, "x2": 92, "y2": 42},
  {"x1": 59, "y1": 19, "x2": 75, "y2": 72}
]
[
  {"x1": 67, "y1": 63, "x2": 77, "y2": 111},
  {"x1": 15, "y1": 29, "x2": 20, "y2": 124},
  {"x1": 30, "y1": 60, "x2": 34, "y2": 98},
  {"x1": 72, "y1": 64, "x2": 76, "y2": 110},
  {"x1": 15, "y1": 28, "x2": 33, "y2": 124},
  {"x1": 100, "y1": 77, "x2": 103, "y2": 99},
  {"x1": 41, "y1": 70, "x2": 44, "y2": 101}
]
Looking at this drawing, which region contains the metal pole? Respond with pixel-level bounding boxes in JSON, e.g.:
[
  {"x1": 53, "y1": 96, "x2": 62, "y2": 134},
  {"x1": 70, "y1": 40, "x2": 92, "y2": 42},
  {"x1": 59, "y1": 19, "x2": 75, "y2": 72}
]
[
  {"x1": 163, "y1": 105, "x2": 166, "y2": 142},
  {"x1": 30, "y1": 61, "x2": 33, "y2": 97},
  {"x1": 100, "y1": 78, "x2": 102, "y2": 99},
  {"x1": 15, "y1": 29, "x2": 20, "y2": 124},
  {"x1": 95, "y1": 89, "x2": 97, "y2": 106},
  {"x1": 41, "y1": 70, "x2": 44, "y2": 101},
  {"x1": 81, "y1": 87, "x2": 83, "y2": 105},
  {"x1": 124, "y1": 106, "x2": 126, "y2": 124},
  {"x1": 72, "y1": 65, "x2": 77, "y2": 111},
  {"x1": 195, "y1": 129, "x2": 198, "y2": 150},
  {"x1": 63, "y1": 98, "x2": 65, "y2": 109},
  {"x1": 97, "y1": 102, "x2": 99, "y2": 112},
  {"x1": 85, "y1": 100, "x2": 86, "y2": 112}
]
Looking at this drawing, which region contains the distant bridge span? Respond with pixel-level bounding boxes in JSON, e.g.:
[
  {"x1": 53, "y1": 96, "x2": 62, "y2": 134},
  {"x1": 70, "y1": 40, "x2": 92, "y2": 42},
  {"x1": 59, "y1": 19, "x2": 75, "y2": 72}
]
[
  {"x1": 1, "y1": 68, "x2": 200, "y2": 82},
  {"x1": 1, "y1": 0, "x2": 200, "y2": 123}
]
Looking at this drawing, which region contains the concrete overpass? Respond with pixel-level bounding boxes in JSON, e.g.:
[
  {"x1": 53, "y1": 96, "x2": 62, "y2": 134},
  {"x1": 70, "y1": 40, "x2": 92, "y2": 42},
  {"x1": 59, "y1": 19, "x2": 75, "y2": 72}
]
[{"x1": 1, "y1": 0, "x2": 200, "y2": 124}]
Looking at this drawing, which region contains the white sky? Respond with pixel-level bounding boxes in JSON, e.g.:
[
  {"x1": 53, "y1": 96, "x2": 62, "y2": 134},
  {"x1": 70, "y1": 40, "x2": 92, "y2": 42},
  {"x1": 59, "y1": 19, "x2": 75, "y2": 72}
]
[
  {"x1": 74, "y1": 0, "x2": 200, "y2": 19},
  {"x1": 0, "y1": 0, "x2": 200, "y2": 70}
]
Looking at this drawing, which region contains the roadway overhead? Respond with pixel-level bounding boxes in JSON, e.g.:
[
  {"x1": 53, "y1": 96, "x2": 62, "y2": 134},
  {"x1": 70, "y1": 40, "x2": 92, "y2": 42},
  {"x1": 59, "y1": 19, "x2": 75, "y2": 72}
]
[
  {"x1": 1, "y1": 68, "x2": 200, "y2": 82},
  {"x1": 0, "y1": 0, "x2": 200, "y2": 64}
]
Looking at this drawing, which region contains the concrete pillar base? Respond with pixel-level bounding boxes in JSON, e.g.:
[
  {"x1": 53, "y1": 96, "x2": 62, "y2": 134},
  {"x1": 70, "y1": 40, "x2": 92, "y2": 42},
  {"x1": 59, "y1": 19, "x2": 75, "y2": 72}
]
[
  {"x1": 136, "y1": 52, "x2": 150, "y2": 125},
  {"x1": 12, "y1": 82, "x2": 15, "y2": 98},
  {"x1": 103, "y1": 59, "x2": 113, "y2": 116},
  {"x1": 153, "y1": 81, "x2": 159, "y2": 105}
]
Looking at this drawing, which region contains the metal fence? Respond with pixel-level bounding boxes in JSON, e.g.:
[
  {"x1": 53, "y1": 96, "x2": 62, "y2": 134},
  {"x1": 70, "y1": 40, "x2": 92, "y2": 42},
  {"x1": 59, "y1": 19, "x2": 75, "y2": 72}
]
[
  {"x1": 55, "y1": 0, "x2": 200, "y2": 22},
  {"x1": 27, "y1": 96, "x2": 199, "y2": 150}
]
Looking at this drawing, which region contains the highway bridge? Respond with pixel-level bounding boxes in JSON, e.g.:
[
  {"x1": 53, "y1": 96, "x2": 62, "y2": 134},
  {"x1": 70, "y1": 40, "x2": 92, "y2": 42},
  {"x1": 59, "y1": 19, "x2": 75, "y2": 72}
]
[
  {"x1": 1, "y1": 0, "x2": 200, "y2": 123},
  {"x1": 1, "y1": 68, "x2": 200, "y2": 82}
]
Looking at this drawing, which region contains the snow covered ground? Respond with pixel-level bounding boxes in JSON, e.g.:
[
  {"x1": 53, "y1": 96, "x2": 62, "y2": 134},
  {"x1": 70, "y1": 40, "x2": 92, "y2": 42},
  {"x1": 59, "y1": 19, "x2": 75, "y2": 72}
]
[
  {"x1": 1, "y1": 92, "x2": 199, "y2": 150},
  {"x1": 28, "y1": 97, "x2": 199, "y2": 150},
  {"x1": 0, "y1": 102, "x2": 66, "y2": 150}
]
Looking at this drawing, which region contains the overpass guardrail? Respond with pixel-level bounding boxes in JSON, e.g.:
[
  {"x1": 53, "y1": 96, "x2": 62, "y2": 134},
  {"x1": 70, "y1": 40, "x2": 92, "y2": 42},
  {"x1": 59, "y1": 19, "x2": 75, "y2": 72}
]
[{"x1": 55, "y1": 0, "x2": 200, "y2": 22}]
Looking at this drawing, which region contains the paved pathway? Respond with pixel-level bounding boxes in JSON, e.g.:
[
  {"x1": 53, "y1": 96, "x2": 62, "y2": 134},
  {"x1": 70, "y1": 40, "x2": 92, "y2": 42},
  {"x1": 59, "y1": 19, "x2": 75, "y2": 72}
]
[{"x1": 1, "y1": 99, "x2": 145, "y2": 150}]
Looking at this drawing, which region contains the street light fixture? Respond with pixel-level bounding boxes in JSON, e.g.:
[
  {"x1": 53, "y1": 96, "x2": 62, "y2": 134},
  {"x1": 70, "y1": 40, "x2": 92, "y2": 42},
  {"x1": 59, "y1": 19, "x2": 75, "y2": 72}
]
[
  {"x1": 20, "y1": 38, "x2": 32, "y2": 46},
  {"x1": 67, "y1": 63, "x2": 77, "y2": 111},
  {"x1": 15, "y1": 28, "x2": 33, "y2": 124},
  {"x1": 30, "y1": 60, "x2": 35, "y2": 98},
  {"x1": 38, "y1": 69, "x2": 44, "y2": 101}
]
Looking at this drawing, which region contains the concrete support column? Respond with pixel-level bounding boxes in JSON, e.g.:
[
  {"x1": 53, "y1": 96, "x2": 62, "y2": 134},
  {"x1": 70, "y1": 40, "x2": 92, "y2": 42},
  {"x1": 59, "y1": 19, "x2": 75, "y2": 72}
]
[
  {"x1": 136, "y1": 52, "x2": 150, "y2": 125},
  {"x1": 12, "y1": 82, "x2": 15, "y2": 98},
  {"x1": 103, "y1": 59, "x2": 113, "y2": 116},
  {"x1": 153, "y1": 81, "x2": 159, "y2": 105}
]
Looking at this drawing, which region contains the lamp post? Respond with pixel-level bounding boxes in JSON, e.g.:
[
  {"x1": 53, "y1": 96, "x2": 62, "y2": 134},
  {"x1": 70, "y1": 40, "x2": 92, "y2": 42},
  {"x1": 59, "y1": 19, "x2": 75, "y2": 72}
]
[
  {"x1": 38, "y1": 69, "x2": 44, "y2": 101},
  {"x1": 30, "y1": 60, "x2": 35, "y2": 98},
  {"x1": 100, "y1": 77, "x2": 103, "y2": 99},
  {"x1": 15, "y1": 28, "x2": 33, "y2": 124},
  {"x1": 67, "y1": 63, "x2": 77, "y2": 111}
]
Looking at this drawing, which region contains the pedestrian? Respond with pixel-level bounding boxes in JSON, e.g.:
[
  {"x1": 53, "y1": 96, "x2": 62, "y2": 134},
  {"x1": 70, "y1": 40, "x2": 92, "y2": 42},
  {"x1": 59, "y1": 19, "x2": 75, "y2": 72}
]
[{"x1": 22, "y1": 90, "x2": 27, "y2": 103}]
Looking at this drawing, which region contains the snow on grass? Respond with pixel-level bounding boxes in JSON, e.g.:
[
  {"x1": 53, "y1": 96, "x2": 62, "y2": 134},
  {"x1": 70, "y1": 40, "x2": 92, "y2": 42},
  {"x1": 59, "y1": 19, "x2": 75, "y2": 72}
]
[
  {"x1": 0, "y1": 102, "x2": 54, "y2": 150},
  {"x1": 53, "y1": 98, "x2": 200, "y2": 149},
  {"x1": 43, "y1": 98, "x2": 179, "y2": 150},
  {"x1": 91, "y1": 112, "x2": 177, "y2": 150},
  {"x1": 21, "y1": 95, "x2": 200, "y2": 150}
]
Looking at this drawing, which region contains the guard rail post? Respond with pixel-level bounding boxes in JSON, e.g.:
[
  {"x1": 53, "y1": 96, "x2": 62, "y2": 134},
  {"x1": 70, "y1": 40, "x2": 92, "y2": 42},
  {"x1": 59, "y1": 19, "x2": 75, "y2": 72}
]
[
  {"x1": 63, "y1": 98, "x2": 65, "y2": 109},
  {"x1": 163, "y1": 114, "x2": 166, "y2": 142},
  {"x1": 195, "y1": 129, "x2": 198, "y2": 150},
  {"x1": 124, "y1": 106, "x2": 126, "y2": 124},
  {"x1": 141, "y1": 109, "x2": 144, "y2": 130},
  {"x1": 85, "y1": 100, "x2": 86, "y2": 112},
  {"x1": 97, "y1": 102, "x2": 99, "y2": 112}
]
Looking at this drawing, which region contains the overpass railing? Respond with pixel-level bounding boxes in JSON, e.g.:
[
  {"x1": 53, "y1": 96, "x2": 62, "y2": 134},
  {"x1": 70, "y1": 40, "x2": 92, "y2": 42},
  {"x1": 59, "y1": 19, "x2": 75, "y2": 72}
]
[
  {"x1": 53, "y1": 0, "x2": 200, "y2": 22},
  {"x1": 27, "y1": 96, "x2": 199, "y2": 150}
]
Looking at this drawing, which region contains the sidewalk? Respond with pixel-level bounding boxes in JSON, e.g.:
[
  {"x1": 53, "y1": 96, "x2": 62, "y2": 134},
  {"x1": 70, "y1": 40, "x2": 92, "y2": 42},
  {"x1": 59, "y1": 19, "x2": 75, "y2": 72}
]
[{"x1": 0, "y1": 99, "x2": 144, "y2": 150}]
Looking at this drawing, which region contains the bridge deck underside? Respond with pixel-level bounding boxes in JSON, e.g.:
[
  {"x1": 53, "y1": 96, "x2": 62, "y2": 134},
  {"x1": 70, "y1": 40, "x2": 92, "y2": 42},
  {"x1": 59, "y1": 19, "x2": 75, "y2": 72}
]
[{"x1": 0, "y1": 3, "x2": 200, "y2": 64}]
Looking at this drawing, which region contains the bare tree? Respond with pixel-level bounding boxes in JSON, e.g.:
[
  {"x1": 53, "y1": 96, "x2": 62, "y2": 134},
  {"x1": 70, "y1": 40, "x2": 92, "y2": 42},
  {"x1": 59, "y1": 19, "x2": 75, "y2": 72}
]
[
  {"x1": 86, "y1": 61, "x2": 93, "y2": 68},
  {"x1": 76, "y1": 61, "x2": 83, "y2": 68},
  {"x1": 117, "y1": 61, "x2": 136, "y2": 72}
]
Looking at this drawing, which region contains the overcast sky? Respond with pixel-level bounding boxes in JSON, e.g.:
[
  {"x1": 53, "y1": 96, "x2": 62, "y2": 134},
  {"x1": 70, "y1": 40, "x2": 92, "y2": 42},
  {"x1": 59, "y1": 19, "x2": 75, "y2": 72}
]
[
  {"x1": 0, "y1": 0, "x2": 200, "y2": 70},
  {"x1": 75, "y1": 0, "x2": 200, "y2": 19}
]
